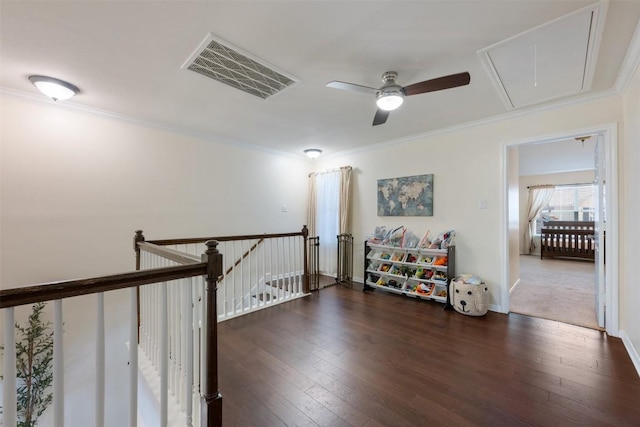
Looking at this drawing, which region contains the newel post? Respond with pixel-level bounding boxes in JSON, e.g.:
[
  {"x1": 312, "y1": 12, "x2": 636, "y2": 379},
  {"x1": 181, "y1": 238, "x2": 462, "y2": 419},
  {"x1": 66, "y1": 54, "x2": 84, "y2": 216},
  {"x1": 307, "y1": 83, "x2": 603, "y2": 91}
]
[
  {"x1": 134, "y1": 230, "x2": 145, "y2": 343},
  {"x1": 134, "y1": 230, "x2": 145, "y2": 271},
  {"x1": 201, "y1": 240, "x2": 223, "y2": 427},
  {"x1": 302, "y1": 225, "x2": 310, "y2": 294}
]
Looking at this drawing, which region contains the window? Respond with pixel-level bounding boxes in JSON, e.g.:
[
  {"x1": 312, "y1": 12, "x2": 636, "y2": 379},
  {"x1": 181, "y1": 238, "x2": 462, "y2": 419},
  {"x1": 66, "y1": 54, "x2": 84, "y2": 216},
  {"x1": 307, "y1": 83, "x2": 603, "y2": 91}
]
[{"x1": 535, "y1": 184, "x2": 596, "y2": 234}]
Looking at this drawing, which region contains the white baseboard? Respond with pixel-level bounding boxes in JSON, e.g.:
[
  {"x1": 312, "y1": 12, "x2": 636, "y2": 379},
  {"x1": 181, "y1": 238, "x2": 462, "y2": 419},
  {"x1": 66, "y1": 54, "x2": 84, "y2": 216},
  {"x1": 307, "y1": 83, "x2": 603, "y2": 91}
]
[
  {"x1": 489, "y1": 304, "x2": 507, "y2": 314},
  {"x1": 620, "y1": 330, "x2": 640, "y2": 378}
]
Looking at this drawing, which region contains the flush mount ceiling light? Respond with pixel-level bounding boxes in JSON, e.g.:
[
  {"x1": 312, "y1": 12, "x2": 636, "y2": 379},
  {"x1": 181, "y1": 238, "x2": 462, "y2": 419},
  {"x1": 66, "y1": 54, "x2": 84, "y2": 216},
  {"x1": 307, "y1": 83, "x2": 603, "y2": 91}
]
[
  {"x1": 28, "y1": 75, "x2": 79, "y2": 101},
  {"x1": 304, "y1": 149, "x2": 322, "y2": 159}
]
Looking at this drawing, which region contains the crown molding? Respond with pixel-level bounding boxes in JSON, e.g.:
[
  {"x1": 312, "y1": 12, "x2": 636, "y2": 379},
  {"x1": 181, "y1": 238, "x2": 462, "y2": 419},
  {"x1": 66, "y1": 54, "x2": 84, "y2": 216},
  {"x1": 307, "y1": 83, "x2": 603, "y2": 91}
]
[
  {"x1": 614, "y1": 12, "x2": 640, "y2": 94},
  {"x1": 326, "y1": 88, "x2": 620, "y2": 160},
  {"x1": 0, "y1": 87, "x2": 302, "y2": 160}
]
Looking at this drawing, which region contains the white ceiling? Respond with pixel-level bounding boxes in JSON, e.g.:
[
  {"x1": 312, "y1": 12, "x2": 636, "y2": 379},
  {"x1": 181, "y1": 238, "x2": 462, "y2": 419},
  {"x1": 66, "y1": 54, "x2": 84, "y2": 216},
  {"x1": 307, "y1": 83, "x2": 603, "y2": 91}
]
[
  {"x1": 519, "y1": 136, "x2": 597, "y2": 176},
  {"x1": 1, "y1": 1, "x2": 639, "y2": 158}
]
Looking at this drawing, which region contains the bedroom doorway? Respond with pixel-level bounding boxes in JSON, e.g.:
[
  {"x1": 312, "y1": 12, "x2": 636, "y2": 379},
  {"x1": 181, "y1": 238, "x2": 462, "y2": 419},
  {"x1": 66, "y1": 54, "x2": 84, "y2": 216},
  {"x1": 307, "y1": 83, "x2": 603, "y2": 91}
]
[{"x1": 503, "y1": 125, "x2": 618, "y2": 336}]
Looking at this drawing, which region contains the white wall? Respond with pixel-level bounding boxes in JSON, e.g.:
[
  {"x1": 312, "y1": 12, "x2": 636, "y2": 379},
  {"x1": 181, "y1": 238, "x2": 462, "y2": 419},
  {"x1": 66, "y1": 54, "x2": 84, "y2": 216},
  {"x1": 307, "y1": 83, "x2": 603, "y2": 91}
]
[
  {"x1": 621, "y1": 60, "x2": 640, "y2": 372},
  {"x1": 0, "y1": 94, "x2": 309, "y2": 426},
  {"x1": 317, "y1": 95, "x2": 623, "y2": 314}
]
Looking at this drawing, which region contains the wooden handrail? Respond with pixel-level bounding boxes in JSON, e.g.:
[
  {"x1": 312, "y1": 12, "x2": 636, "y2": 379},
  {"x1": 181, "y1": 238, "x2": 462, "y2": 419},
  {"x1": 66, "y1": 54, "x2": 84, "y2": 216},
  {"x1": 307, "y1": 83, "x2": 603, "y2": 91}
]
[
  {"x1": 140, "y1": 225, "x2": 311, "y2": 294},
  {"x1": 2, "y1": 237, "x2": 224, "y2": 425},
  {"x1": 138, "y1": 241, "x2": 201, "y2": 265},
  {"x1": 0, "y1": 263, "x2": 207, "y2": 309},
  {"x1": 225, "y1": 238, "x2": 264, "y2": 276},
  {"x1": 147, "y1": 230, "x2": 306, "y2": 247}
]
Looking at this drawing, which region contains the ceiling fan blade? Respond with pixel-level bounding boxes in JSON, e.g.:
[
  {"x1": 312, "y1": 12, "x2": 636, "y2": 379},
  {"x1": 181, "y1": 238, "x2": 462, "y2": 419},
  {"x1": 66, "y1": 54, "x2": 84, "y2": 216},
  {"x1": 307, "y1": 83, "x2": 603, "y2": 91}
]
[
  {"x1": 372, "y1": 109, "x2": 390, "y2": 126},
  {"x1": 403, "y1": 72, "x2": 471, "y2": 96},
  {"x1": 326, "y1": 81, "x2": 378, "y2": 95}
]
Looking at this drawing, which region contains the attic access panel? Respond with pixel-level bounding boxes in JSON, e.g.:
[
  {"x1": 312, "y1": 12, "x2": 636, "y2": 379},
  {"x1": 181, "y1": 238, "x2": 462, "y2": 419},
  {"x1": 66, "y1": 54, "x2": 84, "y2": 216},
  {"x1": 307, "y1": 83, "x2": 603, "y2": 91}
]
[{"x1": 478, "y1": 2, "x2": 606, "y2": 109}]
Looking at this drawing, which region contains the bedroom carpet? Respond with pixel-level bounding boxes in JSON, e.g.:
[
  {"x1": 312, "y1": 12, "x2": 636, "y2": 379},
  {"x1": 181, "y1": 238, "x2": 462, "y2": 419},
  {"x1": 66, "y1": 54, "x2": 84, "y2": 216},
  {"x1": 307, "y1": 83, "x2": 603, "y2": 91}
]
[{"x1": 510, "y1": 254, "x2": 599, "y2": 329}]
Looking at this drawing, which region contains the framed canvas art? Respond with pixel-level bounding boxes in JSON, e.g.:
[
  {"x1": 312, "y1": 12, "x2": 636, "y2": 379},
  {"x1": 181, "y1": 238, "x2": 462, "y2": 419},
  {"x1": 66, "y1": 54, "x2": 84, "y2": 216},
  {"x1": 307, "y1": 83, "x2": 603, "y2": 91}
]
[{"x1": 377, "y1": 174, "x2": 433, "y2": 216}]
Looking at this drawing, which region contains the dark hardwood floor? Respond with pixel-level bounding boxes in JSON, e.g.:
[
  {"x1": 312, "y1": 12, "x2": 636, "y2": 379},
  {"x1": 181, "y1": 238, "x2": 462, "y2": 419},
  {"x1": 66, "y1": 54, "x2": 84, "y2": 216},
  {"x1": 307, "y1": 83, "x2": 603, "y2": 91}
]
[{"x1": 217, "y1": 279, "x2": 640, "y2": 426}]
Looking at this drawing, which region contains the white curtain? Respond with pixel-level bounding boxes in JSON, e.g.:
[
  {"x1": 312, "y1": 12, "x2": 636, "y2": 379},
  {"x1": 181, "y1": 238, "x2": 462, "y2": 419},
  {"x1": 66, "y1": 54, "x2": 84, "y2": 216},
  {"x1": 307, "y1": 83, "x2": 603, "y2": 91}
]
[
  {"x1": 307, "y1": 166, "x2": 353, "y2": 276},
  {"x1": 339, "y1": 166, "x2": 352, "y2": 234},
  {"x1": 307, "y1": 173, "x2": 317, "y2": 239},
  {"x1": 525, "y1": 184, "x2": 555, "y2": 254},
  {"x1": 316, "y1": 170, "x2": 340, "y2": 275}
]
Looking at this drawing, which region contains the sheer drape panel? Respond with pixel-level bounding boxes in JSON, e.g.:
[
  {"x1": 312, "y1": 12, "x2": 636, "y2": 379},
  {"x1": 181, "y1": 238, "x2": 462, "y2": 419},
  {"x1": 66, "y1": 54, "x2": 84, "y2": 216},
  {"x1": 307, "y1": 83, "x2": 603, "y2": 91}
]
[
  {"x1": 308, "y1": 166, "x2": 353, "y2": 276},
  {"x1": 307, "y1": 173, "x2": 317, "y2": 239},
  {"x1": 525, "y1": 185, "x2": 555, "y2": 254},
  {"x1": 316, "y1": 171, "x2": 340, "y2": 275},
  {"x1": 339, "y1": 166, "x2": 352, "y2": 234}
]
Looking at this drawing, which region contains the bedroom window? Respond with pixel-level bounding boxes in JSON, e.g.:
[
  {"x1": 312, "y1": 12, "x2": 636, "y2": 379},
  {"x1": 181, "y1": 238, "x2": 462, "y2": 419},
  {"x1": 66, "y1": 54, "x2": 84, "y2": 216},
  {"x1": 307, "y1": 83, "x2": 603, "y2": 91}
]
[{"x1": 535, "y1": 184, "x2": 596, "y2": 234}]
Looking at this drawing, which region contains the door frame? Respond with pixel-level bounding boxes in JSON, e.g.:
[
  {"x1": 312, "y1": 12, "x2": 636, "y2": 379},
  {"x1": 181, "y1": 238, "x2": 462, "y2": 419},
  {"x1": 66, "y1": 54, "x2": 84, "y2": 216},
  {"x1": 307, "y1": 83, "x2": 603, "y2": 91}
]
[{"x1": 501, "y1": 123, "x2": 619, "y2": 336}]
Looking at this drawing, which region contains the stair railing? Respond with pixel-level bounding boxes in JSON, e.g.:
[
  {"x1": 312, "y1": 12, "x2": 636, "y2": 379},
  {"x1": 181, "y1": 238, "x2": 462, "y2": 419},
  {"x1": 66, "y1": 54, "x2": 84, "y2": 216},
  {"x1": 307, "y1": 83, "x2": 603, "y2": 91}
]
[
  {"x1": 0, "y1": 240, "x2": 223, "y2": 427},
  {"x1": 139, "y1": 226, "x2": 311, "y2": 322}
]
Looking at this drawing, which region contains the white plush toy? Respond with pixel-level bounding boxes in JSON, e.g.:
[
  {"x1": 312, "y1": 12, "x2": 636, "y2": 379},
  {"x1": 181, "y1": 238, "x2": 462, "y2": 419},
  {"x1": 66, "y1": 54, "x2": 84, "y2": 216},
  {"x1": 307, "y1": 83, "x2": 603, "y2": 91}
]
[{"x1": 450, "y1": 275, "x2": 489, "y2": 316}]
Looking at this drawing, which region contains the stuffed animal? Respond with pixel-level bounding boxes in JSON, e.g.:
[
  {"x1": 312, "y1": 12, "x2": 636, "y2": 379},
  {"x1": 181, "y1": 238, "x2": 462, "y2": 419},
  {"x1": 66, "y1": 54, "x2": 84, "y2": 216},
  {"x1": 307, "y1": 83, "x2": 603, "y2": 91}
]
[{"x1": 450, "y1": 277, "x2": 489, "y2": 316}]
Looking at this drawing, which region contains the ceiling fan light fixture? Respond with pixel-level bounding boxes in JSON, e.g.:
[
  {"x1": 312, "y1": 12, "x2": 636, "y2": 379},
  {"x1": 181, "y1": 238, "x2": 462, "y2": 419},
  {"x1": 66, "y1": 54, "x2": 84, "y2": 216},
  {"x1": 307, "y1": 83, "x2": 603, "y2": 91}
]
[
  {"x1": 28, "y1": 75, "x2": 79, "y2": 101},
  {"x1": 376, "y1": 89, "x2": 404, "y2": 111},
  {"x1": 304, "y1": 148, "x2": 322, "y2": 159}
]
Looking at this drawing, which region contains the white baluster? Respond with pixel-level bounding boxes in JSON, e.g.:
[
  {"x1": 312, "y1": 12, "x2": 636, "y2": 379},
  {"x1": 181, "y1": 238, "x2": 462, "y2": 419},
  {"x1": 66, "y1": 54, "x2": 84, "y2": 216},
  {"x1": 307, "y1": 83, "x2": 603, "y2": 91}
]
[
  {"x1": 262, "y1": 238, "x2": 267, "y2": 305},
  {"x1": 200, "y1": 277, "x2": 207, "y2": 400},
  {"x1": 177, "y1": 279, "x2": 183, "y2": 404},
  {"x1": 154, "y1": 282, "x2": 160, "y2": 370},
  {"x1": 130, "y1": 287, "x2": 138, "y2": 427},
  {"x1": 96, "y1": 293, "x2": 105, "y2": 427},
  {"x1": 232, "y1": 241, "x2": 237, "y2": 314},
  {"x1": 169, "y1": 280, "x2": 176, "y2": 398},
  {"x1": 222, "y1": 241, "x2": 227, "y2": 319},
  {"x1": 185, "y1": 277, "x2": 195, "y2": 426},
  {"x1": 3, "y1": 307, "x2": 17, "y2": 426},
  {"x1": 193, "y1": 277, "x2": 202, "y2": 426},
  {"x1": 243, "y1": 240, "x2": 247, "y2": 309},
  {"x1": 179, "y1": 279, "x2": 186, "y2": 409},
  {"x1": 174, "y1": 279, "x2": 180, "y2": 404},
  {"x1": 272, "y1": 238, "x2": 276, "y2": 300},
  {"x1": 54, "y1": 299, "x2": 64, "y2": 427},
  {"x1": 160, "y1": 281, "x2": 168, "y2": 427},
  {"x1": 288, "y1": 236, "x2": 292, "y2": 296},
  {"x1": 277, "y1": 238, "x2": 283, "y2": 300}
]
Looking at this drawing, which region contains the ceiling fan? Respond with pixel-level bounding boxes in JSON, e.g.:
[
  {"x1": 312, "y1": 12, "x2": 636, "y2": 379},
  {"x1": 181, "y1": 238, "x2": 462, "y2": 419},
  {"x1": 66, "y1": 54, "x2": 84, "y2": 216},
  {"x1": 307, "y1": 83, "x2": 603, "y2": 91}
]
[{"x1": 326, "y1": 71, "x2": 471, "y2": 126}]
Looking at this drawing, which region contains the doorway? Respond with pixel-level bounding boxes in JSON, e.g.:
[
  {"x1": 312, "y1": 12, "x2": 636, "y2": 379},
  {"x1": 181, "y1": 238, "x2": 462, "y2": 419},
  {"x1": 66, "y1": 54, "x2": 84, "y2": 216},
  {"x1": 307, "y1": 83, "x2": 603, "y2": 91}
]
[{"x1": 502, "y1": 124, "x2": 619, "y2": 336}]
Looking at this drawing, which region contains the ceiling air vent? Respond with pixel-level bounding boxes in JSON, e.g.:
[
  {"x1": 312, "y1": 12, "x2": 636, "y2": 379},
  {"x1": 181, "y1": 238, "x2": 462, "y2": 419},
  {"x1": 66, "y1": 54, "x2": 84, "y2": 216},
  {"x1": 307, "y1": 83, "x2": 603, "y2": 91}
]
[{"x1": 183, "y1": 34, "x2": 298, "y2": 99}]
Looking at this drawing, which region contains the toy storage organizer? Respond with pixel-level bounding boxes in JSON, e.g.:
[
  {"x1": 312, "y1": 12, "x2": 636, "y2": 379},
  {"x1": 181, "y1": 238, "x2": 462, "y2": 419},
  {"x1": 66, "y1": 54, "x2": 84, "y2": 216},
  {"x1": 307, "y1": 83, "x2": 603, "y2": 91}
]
[{"x1": 363, "y1": 241, "x2": 455, "y2": 308}]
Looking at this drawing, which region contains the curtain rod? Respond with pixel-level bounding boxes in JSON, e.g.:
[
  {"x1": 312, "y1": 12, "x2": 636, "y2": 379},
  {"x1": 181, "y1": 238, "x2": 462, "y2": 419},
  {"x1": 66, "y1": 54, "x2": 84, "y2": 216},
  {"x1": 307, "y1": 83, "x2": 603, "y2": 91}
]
[
  {"x1": 527, "y1": 181, "x2": 595, "y2": 189},
  {"x1": 309, "y1": 165, "x2": 352, "y2": 177}
]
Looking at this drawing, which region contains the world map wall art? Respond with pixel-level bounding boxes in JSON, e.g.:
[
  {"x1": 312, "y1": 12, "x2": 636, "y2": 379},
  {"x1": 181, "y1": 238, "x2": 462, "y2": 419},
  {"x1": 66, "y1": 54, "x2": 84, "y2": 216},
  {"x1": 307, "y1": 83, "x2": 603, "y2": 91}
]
[{"x1": 377, "y1": 174, "x2": 434, "y2": 216}]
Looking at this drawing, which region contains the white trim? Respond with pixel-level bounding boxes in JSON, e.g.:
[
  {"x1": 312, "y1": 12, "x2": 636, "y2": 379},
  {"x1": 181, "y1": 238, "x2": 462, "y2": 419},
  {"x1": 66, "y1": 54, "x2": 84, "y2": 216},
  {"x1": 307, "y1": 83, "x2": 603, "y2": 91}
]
[
  {"x1": 324, "y1": 88, "x2": 619, "y2": 160},
  {"x1": 0, "y1": 87, "x2": 303, "y2": 160},
  {"x1": 604, "y1": 123, "x2": 619, "y2": 336},
  {"x1": 0, "y1": 83, "x2": 620, "y2": 162},
  {"x1": 501, "y1": 123, "x2": 619, "y2": 336},
  {"x1": 620, "y1": 330, "x2": 640, "y2": 378},
  {"x1": 614, "y1": 12, "x2": 640, "y2": 93}
]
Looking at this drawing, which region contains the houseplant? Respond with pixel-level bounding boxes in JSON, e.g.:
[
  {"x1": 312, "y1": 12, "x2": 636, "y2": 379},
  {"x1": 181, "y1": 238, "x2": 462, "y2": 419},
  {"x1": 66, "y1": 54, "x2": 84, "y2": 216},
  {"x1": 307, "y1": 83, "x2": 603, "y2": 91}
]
[{"x1": 0, "y1": 302, "x2": 54, "y2": 426}]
